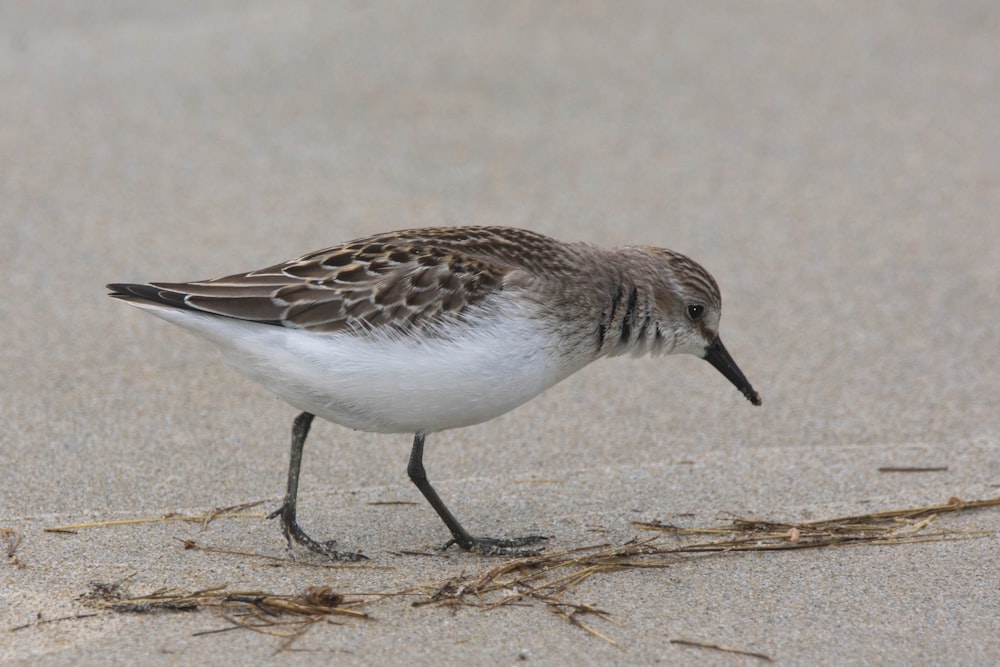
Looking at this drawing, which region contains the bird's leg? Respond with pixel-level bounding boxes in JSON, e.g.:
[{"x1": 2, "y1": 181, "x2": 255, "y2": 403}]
[
  {"x1": 406, "y1": 433, "x2": 548, "y2": 556},
  {"x1": 268, "y1": 411, "x2": 366, "y2": 561}
]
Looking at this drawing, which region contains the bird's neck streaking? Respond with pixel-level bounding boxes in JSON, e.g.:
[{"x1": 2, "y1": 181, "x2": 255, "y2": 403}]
[
  {"x1": 517, "y1": 243, "x2": 675, "y2": 360},
  {"x1": 596, "y1": 279, "x2": 671, "y2": 358}
]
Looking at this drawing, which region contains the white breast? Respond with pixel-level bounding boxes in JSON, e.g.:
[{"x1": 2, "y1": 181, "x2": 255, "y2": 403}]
[{"x1": 132, "y1": 296, "x2": 594, "y2": 434}]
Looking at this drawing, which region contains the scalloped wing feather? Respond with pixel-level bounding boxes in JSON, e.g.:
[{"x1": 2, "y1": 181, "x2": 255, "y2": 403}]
[{"x1": 129, "y1": 228, "x2": 541, "y2": 335}]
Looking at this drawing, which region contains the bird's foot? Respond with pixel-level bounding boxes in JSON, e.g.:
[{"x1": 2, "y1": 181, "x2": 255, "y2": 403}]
[
  {"x1": 268, "y1": 503, "x2": 367, "y2": 562},
  {"x1": 441, "y1": 534, "x2": 549, "y2": 557}
]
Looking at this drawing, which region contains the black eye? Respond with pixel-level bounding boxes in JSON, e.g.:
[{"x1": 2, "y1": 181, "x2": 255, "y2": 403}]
[{"x1": 686, "y1": 304, "x2": 704, "y2": 321}]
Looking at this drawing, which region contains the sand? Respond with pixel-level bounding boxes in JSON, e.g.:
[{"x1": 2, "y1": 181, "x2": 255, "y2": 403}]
[{"x1": 2, "y1": 2, "x2": 999, "y2": 664}]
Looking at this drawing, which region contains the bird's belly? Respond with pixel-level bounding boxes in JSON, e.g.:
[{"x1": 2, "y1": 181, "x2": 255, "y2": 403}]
[{"x1": 171, "y1": 310, "x2": 591, "y2": 434}]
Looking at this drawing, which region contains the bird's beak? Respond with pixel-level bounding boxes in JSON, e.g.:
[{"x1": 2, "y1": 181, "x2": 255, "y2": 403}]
[{"x1": 703, "y1": 336, "x2": 762, "y2": 406}]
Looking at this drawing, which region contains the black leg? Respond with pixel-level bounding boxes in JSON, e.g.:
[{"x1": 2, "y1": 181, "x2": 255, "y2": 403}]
[
  {"x1": 268, "y1": 412, "x2": 365, "y2": 561},
  {"x1": 406, "y1": 433, "x2": 548, "y2": 556}
]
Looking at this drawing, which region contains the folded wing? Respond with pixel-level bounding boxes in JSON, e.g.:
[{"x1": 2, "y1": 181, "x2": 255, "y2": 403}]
[{"x1": 108, "y1": 232, "x2": 514, "y2": 335}]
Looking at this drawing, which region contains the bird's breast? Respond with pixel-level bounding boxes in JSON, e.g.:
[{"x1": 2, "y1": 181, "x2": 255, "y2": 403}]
[{"x1": 199, "y1": 298, "x2": 595, "y2": 434}]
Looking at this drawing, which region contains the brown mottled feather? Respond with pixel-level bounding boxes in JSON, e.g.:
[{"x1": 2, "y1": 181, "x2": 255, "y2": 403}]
[{"x1": 141, "y1": 227, "x2": 579, "y2": 335}]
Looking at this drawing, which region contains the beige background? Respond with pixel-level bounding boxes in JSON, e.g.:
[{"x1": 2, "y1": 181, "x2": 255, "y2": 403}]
[{"x1": 2, "y1": 2, "x2": 999, "y2": 664}]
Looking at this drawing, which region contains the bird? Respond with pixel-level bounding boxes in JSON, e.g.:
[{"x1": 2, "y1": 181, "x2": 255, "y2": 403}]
[{"x1": 108, "y1": 226, "x2": 761, "y2": 559}]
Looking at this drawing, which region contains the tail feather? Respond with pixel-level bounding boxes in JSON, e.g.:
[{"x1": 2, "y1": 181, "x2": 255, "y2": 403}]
[
  {"x1": 107, "y1": 282, "x2": 285, "y2": 327},
  {"x1": 106, "y1": 283, "x2": 190, "y2": 309}
]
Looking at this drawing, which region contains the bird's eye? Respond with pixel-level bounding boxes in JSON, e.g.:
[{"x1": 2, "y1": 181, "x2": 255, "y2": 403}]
[{"x1": 686, "y1": 304, "x2": 705, "y2": 321}]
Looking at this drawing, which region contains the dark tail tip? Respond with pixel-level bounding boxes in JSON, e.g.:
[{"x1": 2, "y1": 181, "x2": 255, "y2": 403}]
[{"x1": 106, "y1": 283, "x2": 187, "y2": 308}]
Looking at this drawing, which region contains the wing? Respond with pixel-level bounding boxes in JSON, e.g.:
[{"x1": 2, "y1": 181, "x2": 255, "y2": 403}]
[{"x1": 107, "y1": 229, "x2": 518, "y2": 335}]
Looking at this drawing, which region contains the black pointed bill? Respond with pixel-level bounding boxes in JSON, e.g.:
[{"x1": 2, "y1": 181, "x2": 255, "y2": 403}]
[{"x1": 703, "y1": 336, "x2": 762, "y2": 406}]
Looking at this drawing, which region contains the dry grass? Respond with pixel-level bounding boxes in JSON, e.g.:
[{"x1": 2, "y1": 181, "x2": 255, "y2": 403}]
[
  {"x1": 78, "y1": 578, "x2": 371, "y2": 649},
  {"x1": 36, "y1": 494, "x2": 1000, "y2": 652},
  {"x1": 2, "y1": 527, "x2": 25, "y2": 568},
  {"x1": 43, "y1": 499, "x2": 271, "y2": 534},
  {"x1": 411, "y1": 495, "x2": 999, "y2": 647}
]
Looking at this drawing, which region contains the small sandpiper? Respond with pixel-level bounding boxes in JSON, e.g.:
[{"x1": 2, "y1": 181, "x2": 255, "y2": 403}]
[{"x1": 108, "y1": 226, "x2": 761, "y2": 559}]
